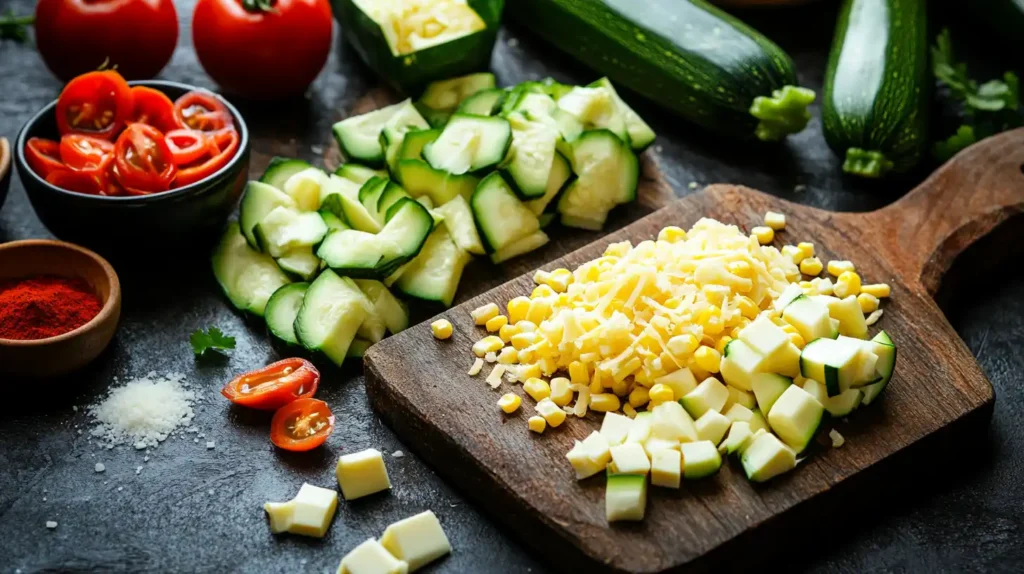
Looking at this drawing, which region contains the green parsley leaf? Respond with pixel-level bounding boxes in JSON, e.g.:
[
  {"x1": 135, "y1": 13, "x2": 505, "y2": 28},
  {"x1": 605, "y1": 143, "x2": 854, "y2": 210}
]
[
  {"x1": 933, "y1": 29, "x2": 1021, "y2": 115},
  {"x1": 933, "y1": 125, "x2": 977, "y2": 163},
  {"x1": 190, "y1": 327, "x2": 237, "y2": 358},
  {"x1": 0, "y1": 11, "x2": 34, "y2": 43}
]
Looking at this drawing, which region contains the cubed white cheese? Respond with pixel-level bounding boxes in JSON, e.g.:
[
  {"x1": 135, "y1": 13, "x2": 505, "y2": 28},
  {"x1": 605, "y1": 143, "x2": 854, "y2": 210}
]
[
  {"x1": 338, "y1": 538, "x2": 409, "y2": 574},
  {"x1": 264, "y1": 483, "x2": 339, "y2": 538},
  {"x1": 336, "y1": 448, "x2": 392, "y2": 500},
  {"x1": 379, "y1": 510, "x2": 451, "y2": 572}
]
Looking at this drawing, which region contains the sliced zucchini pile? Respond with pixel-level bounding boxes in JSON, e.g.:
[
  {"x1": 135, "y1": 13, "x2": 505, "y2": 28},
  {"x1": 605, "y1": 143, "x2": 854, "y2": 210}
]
[{"x1": 331, "y1": 73, "x2": 652, "y2": 264}]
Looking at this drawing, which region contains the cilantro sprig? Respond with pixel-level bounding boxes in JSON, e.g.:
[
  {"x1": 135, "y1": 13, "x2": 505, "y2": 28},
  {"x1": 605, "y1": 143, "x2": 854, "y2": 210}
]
[
  {"x1": 190, "y1": 327, "x2": 236, "y2": 358},
  {"x1": 0, "y1": 10, "x2": 33, "y2": 43},
  {"x1": 932, "y1": 29, "x2": 1022, "y2": 161}
]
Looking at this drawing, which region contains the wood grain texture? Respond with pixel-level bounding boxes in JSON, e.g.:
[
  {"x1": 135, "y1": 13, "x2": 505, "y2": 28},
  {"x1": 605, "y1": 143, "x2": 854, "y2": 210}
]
[{"x1": 365, "y1": 130, "x2": 1022, "y2": 571}]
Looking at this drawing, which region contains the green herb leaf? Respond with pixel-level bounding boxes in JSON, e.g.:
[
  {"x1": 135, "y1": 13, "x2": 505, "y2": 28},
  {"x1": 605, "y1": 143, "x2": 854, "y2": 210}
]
[
  {"x1": 190, "y1": 327, "x2": 237, "y2": 358},
  {"x1": 933, "y1": 125, "x2": 977, "y2": 162},
  {"x1": 932, "y1": 29, "x2": 1020, "y2": 115},
  {"x1": 241, "y1": 0, "x2": 277, "y2": 13},
  {"x1": 0, "y1": 10, "x2": 34, "y2": 43}
]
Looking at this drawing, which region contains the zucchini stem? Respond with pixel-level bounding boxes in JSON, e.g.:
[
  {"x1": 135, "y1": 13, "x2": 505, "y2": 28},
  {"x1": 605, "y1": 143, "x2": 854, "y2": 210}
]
[
  {"x1": 749, "y1": 86, "x2": 816, "y2": 142},
  {"x1": 842, "y1": 148, "x2": 894, "y2": 178}
]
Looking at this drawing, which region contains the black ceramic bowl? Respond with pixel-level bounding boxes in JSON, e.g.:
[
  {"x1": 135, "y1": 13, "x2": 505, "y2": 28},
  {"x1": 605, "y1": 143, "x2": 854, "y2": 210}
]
[
  {"x1": 0, "y1": 137, "x2": 11, "y2": 212},
  {"x1": 14, "y1": 81, "x2": 249, "y2": 254}
]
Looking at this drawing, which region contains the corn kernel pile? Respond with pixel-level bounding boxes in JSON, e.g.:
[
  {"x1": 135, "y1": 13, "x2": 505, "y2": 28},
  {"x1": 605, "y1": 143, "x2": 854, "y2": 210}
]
[
  {"x1": 364, "y1": 0, "x2": 486, "y2": 56},
  {"x1": 443, "y1": 213, "x2": 891, "y2": 433}
]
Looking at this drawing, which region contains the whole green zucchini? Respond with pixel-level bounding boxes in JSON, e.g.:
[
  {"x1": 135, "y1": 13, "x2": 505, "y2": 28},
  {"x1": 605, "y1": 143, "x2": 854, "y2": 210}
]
[
  {"x1": 334, "y1": 0, "x2": 505, "y2": 94},
  {"x1": 507, "y1": 0, "x2": 815, "y2": 141},
  {"x1": 822, "y1": 0, "x2": 929, "y2": 178}
]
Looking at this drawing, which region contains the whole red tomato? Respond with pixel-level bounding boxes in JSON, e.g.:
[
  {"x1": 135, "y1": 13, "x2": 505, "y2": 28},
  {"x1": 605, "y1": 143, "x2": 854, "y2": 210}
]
[
  {"x1": 192, "y1": 0, "x2": 333, "y2": 100},
  {"x1": 34, "y1": 0, "x2": 179, "y2": 82}
]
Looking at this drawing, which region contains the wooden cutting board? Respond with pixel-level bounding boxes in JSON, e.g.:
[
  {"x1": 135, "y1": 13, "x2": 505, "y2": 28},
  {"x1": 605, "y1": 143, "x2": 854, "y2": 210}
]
[{"x1": 364, "y1": 129, "x2": 1024, "y2": 573}]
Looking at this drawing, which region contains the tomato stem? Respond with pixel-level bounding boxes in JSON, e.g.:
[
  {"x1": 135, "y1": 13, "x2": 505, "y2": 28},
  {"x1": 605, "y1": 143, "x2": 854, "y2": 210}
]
[
  {"x1": 0, "y1": 10, "x2": 34, "y2": 43},
  {"x1": 241, "y1": 0, "x2": 278, "y2": 14}
]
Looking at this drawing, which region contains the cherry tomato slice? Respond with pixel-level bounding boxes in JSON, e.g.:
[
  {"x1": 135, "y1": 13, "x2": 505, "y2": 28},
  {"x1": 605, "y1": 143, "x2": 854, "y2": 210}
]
[
  {"x1": 114, "y1": 123, "x2": 177, "y2": 191},
  {"x1": 165, "y1": 129, "x2": 209, "y2": 166},
  {"x1": 25, "y1": 137, "x2": 66, "y2": 179},
  {"x1": 55, "y1": 70, "x2": 135, "y2": 139},
  {"x1": 45, "y1": 156, "x2": 114, "y2": 195},
  {"x1": 129, "y1": 86, "x2": 178, "y2": 133},
  {"x1": 60, "y1": 134, "x2": 114, "y2": 171},
  {"x1": 173, "y1": 91, "x2": 232, "y2": 132},
  {"x1": 221, "y1": 358, "x2": 320, "y2": 411},
  {"x1": 270, "y1": 398, "x2": 335, "y2": 452},
  {"x1": 175, "y1": 129, "x2": 239, "y2": 187}
]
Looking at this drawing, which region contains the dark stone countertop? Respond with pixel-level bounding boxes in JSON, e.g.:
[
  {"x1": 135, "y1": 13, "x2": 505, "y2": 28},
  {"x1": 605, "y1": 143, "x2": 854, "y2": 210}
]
[{"x1": 1, "y1": 1, "x2": 1022, "y2": 572}]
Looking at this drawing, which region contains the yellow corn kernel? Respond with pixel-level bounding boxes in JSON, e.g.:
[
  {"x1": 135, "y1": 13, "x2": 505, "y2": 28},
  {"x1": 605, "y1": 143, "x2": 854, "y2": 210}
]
[
  {"x1": 528, "y1": 416, "x2": 547, "y2": 433},
  {"x1": 526, "y1": 298, "x2": 552, "y2": 324},
  {"x1": 516, "y1": 320, "x2": 537, "y2": 333},
  {"x1": 507, "y1": 296, "x2": 530, "y2": 323},
  {"x1": 498, "y1": 393, "x2": 521, "y2": 413},
  {"x1": 497, "y1": 347, "x2": 519, "y2": 364},
  {"x1": 510, "y1": 331, "x2": 539, "y2": 350},
  {"x1": 716, "y1": 336, "x2": 733, "y2": 355},
  {"x1": 648, "y1": 383, "x2": 674, "y2": 403},
  {"x1": 523, "y1": 378, "x2": 551, "y2": 402},
  {"x1": 797, "y1": 242, "x2": 815, "y2": 260},
  {"x1": 569, "y1": 361, "x2": 590, "y2": 386},
  {"x1": 833, "y1": 271, "x2": 862, "y2": 299},
  {"x1": 688, "y1": 357, "x2": 710, "y2": 382},
  {"x1": 781, "y1": 245, "x2": 805, "y2": 264},
  {"x1": 589, "y1": 376, "x2": 604, "y2": 395},
  {"x1": 800, "y1": 257, "x2": 823, "y2": 276},
  {"x1": 694, "y1": 345, "x2": 721, "y2": 374},
  {"x1": 498, "y1": 323, "x2": 519, "y2": 343},
  {"x1": 546, "y1": 269, "x2": 573, "y2": 293},
  {"x1": 789, "y1": 332, "x2": 805, "y2": 348},
  {"x1": 827, "y1": 260, "x2": 855, "y2": 277},
  {"x1": 857, "y1": 293, "x2": 880, "y2": 313},
  {"x1": 485, "y1": 314, "x2": 508, "y2": 333},
  {"x1": 780, "y1": 323, "x2": 800, "y2": 336},
  {"x1": 471, "y1": 303, "x2": 499, "y2": 325},
  {"x1": 622, "y1": 403, "x2": 638, "y2": 418},
  {"x1": 697, "y1": 305, "x2": 720, "y2": 326},
  {"x1": 612, "y1": 378, "x2": 630, "y2": 397},
  {"x1": 628, "y1": 386, "x2": 650, "y2": 408},
  {"x1": 752, "y1": 226, "x2": 775, "y2": 245},
  {"x1": 518, "y1": 363, "x2": 542, "y2": 381},
  {"x1": 729, "y1": 326, "x2": 744, "y2": 339},
  {"x1": 727, "y1": 260, "x2": 754, "y2": 279},
  {"x1": 590, "y1": 393, "x2": 621, "y2": 412},
  {"x1": 667, "y1": 334, "x2": 700, "y2": 358},
  {"x1": 861, "y1": 283, "x2": 891, "y2": 298},
  {"x1": 764, "y1": 211, "x2": 786, "y2": 230},
  {"x1": 658, "y1": 226, "x2": 687, "y2": 243},
  {"x1": 472, "y1": 336, "x2": 504, "y2": 357},
  {"x1": 430, "y1": 319, "x2": 453, "y2": 340},
  {"x1": 736, "y1": 296, "x2": 759, "y2": 320},
  {"x1": 549, "y1": 377, "x2": 573, "y2": 406},
  {"x1": 531, "y1": 284, "x2": 556, "y2": 299},
  {"x1": 533, "y1": 269, "x2": 551, "y2": 286}
]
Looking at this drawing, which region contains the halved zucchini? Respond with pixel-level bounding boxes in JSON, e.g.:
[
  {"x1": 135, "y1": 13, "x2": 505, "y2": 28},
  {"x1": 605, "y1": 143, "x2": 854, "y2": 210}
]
[
  {"x1": 394, "y1": 226, "x2": 473, "y2": 307},
  {"x1": 259, "y1": 157, "x2": 313, "y2": 190},
  {"x1": 470, "y1": 172, "x2": 541, "y2": 253},
  {"x1": 264, "y1": 283, "x2": 309, "y2": 346},
  {"x1": 212, "y1": 223, "x2": 291, "y2": 317},
  {"x1": 557, "y1": 130, "x2": 638, "y2": 229},
  {"x1": 239, "y1": 181, "x2": 298, "y2": 249},
  {"x1": 423, "y1": 113, "x2": 512, "y2": 175},
  {"x1": 294, "y1": 270, "x2": 370, "y2": 365},
  {"x1": 318, "y1": 198, "x2": 434, "y2": 279},
  {"x1": 333, "y1": 100, "x2": 413, "y2": 167}
]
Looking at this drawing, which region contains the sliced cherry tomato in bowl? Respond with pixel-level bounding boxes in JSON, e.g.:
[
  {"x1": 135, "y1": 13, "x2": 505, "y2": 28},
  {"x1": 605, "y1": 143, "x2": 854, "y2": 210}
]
[
  {"x1": 55, "y1": 70, "x2": 135, "y2": 140},
  {"x1": 25, "y1": 137, "x2": 66, "y2": 179},
  {"x1": 165, "y1": 129, "x2": 209, "y2": 166},
  {"x1": 175, "y1": 129, "x2": 240, "y2": 187},
  {"x1": 174, "y1": 91, "x2": 233, "y2": 133},
  {"x1": 113, "y1": 123, "x2": 176, "y2": 191},
  {"x1": 45, "y1": 155, "x2": 114, "y2": 195},
  {"x1": 270, "y1": 398, "x2": 335, "y2": 452},
  {"x1": 60, "y1": 134, "x2": 114, "y2": 171},
  {"x1": 129, "y1": 86, "x2": 178, "y2": 133},
  {"x1": 221, "y1": 358, "x2": 320, "y2": 411}
]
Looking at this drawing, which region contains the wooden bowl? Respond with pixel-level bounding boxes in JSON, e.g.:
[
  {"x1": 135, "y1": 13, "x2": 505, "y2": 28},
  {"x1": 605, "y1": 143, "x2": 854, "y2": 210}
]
[
  {"x1": 0, "y1": 137, "x2": 11, "y2": 212},
  {"x1": 0, "y1": 240, "x2": 121, "y2": 378}
]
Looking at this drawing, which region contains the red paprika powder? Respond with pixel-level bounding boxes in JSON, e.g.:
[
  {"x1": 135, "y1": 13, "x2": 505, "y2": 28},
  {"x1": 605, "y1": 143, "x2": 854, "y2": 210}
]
[{"x1": 0, "y1": 275, "x2": 103, "y2": 340}]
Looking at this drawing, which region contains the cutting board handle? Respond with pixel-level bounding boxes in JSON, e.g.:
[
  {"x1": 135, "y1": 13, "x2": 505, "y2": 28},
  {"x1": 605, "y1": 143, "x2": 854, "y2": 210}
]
[{"x1": 871, "y1": 128, "x2": 1024, "y2": 295}]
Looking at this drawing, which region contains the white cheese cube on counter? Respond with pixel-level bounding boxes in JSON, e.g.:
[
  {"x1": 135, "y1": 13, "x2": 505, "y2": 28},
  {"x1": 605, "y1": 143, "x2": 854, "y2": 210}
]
[
  {"x1": 336, "y1": 448, "x2": 392, "y2": 500},
  {"x1": 264, "y1": 483, "x2": 339, "y2": 538},
  {"x1": 380, "y1": 510, "x2": 452, "y2": 572},
  {"x1": 338, "y1": 538, "x2": 409, "y2": 574}
]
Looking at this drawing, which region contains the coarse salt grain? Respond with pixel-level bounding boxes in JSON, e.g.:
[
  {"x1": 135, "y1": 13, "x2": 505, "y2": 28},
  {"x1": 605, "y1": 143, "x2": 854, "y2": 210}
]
[
  {"x1": 88, "y1": 372, "x2": 196, "y2": 450},
  {"x1": 46, "y1": 521, "x2": 58, "y2": 529}
]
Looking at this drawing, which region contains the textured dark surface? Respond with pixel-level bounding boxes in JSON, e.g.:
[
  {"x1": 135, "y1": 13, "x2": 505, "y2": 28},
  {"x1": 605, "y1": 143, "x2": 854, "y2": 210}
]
[{"x1": 0, "y1": 1, "x2": 1021, "y2": 573}]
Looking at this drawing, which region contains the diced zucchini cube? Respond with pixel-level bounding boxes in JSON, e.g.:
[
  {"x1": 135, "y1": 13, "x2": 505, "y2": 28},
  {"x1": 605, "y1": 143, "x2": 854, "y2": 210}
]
[
  {"x1": 609, "y1": 443, "x2": 651, "y2": 475},
  {"x1": 741, "y1": 432, "x2": 797, "y2": 482},
  {"x1": 680, "y1": 377, "x2": 729, "y2": 419},
  {"x1": 720, "y1": 339, "x2": 765, "y2": 391},
  {"x1": 782, "y1": 296, "x2": 836, "y2": 343},
  {"x1": 650, "y1": 449, "x2": 682, "y2": 489},
  {"x1": 606, "y1": 473, "x2": 647, "y2": 522},
  {"x1": 766, "y1": 385, "x2": 823, "y2": 453},
  {"x1": 694, "y1": 410, "x2": 731, "y2": 445},
  {"x1": 826, "y1": 295, "x2": 868, "y2": 339},
  {"x1": 799, "y1": 337, "x2": 862, "y2": 396},
  {"x1": 681, "y1": 440, "x2": 722, "y2": 479},
  {"x1": 739, "y1": 316, "x2": 789, "y2": 357},
  {"x1": 600, "y1": 412, "x2": 634, "y2": 446},
  {"x1": 751, "y1": 373, "x2": 793, "y2": 415},
  {"x1": 721, "y1": 421, "x2": 754, "y2": 456},
  {"x1": 651, "y1": 401, "x2": 697, "y2": 443}
]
